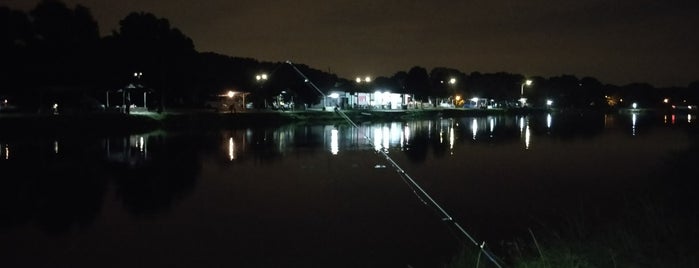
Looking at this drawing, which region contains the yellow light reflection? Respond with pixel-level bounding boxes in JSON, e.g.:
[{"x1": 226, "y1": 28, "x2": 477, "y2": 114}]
[{"x1": 330, "y1": 129, "x2": 339, "y2": 155}]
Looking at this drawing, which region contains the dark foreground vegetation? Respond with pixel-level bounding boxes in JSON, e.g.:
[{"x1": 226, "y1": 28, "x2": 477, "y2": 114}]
[{"x1": 446, "y1": 124, "x2": 699, "y2": 268}]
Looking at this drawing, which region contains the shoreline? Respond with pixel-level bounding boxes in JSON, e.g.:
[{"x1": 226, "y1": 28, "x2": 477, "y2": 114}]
[{"x1": 0, "y1": 107, "x2": 671, "y2": 136}]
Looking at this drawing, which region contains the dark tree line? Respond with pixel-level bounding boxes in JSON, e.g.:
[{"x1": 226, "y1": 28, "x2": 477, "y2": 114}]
[{"x1": 2, "y1": 0, "x2": 698, "y2": 113}]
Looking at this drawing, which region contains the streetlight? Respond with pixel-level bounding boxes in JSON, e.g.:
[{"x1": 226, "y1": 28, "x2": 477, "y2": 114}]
[
  {"x1": 449, "y1": 78, "x2": 456, "y2": 85},
  {"x1": 356, "y1": 76, "x2": 371, "y2": 83},
  {"x1": 519, "y1": 79, "x2": 533, "y2": 107},
  {"x1": 521, "y1": 79, "x2": 532, "y2": 96},
  {"x1": 255, "y1": 73, "x2": 268, "y2": 108}
]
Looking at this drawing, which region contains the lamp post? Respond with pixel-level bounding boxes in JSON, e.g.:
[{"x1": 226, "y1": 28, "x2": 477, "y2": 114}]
[
  {"x1": 520, "y1": 79, "x2": 532, "y2": 97},
  {"x1": 255, "y1": 73, "x2": 268, "y2": 108},
  {"x1": 520, "y1": 79, "x2": 533, "y2": 107},
  {"x1": 355, "y1": 75, "x2": 372, "y2": 109},
  {"x1": 134, "y1": 72, "x2": 145, "y2": 110}
]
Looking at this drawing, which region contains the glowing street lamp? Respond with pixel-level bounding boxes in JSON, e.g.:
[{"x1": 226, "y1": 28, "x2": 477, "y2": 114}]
[
  {"x1": 448, "y1": 78, "x2": 456, "y2": 85},
  {"x1": 356, "y1": 76, "x2": 372, "y2": 83},
  {"x1": 227, "y1": 90, "x2": 235, "y2": 98},
  {"x1": 255, "y1": 73, "x2": 268, "y2": 81},
  {"x1": 521, "y1": 79, "x2": 533, "y2": 97}
]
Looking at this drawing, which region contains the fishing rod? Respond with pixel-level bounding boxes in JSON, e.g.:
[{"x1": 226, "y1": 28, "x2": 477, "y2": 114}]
[{"x1": 284, "y1": 60, "x2": 504, "y2": 268}]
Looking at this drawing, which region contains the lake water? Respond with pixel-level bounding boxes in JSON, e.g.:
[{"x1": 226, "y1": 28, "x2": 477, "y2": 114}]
[{"x1": 1, "y1": 111, "x2": 697, "y2": 267}]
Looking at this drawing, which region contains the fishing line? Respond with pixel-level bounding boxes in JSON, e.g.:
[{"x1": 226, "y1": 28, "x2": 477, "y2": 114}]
[{"x1": 284, "y1": 60, "x2": 504, "y2": 268}]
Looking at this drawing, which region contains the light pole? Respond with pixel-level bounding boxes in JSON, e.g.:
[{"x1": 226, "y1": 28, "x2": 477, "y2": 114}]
[
  {"x1": 520, "y1": 79, "x2": 532, "y2": 97},
  {"x1": 356, "y1": 75, "x2": 372, "y2": 109},
  {"x1": 134, "y1": 72, "x2": 146, "y2": 110},
  {"x1": 448, "y1": 77, "x2": 457, "y2": 107},
  {"x1": 520, "y1": 79, "x2": 533, "y2": 107},
  {"x1": 255, "y1": 73, "x2": 268, "y2": 108}
]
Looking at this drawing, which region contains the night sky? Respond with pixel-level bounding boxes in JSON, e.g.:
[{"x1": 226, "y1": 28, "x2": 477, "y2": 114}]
[{"x1": 4, "y1": 0, "x2": 699, "y2": 87}]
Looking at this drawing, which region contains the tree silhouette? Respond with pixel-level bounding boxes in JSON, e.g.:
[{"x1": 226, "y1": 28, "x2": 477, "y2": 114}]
[{"x1": 406, "y1": 66, "x2": 431, "y2": 103}]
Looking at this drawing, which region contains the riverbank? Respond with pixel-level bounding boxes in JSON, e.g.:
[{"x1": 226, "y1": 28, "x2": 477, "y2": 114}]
[{"x1": 0, "y1": 107, "x2": 667, "y2": 136}]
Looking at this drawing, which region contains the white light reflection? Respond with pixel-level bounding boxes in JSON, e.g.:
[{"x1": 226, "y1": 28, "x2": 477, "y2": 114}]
[
  {"x1": 138, "y1": 136, "x2": 145, "y2": 152},
  {"x1": 374, "y1": 128, "x2": 382, "y2": 151},
  {"x1": 382, "y1": 126, "x2": 390, "y2": 150},
  {"x1": 546, "y1": 113, "x2": 552, "y2": 129},
  {"x1": 449, "y1": 126, "x2": 455, "y2": 150},
  {"x1": 471, "y1": 118, "x2": 478, "y2": 140},
  {"x1": 330, "y1": 129, "x2": 339, "y2": 155},
  {"x1": 519, "y1": 117, "x2": 525, "y2": 135},
  {"x1": 689, "y1": 114, "x2": 693, "y2": 123},
  {"x1": 489, "y1": 118, "x2": 495, "y2": 135},
  {"x1": 228, "y1": 137, "x2": 236, "y2": 160},
  {"x1": 54, "y1": 141, "x2": 59, "y2": 154},
  {"x1": 2, "y1": 144, "x2": 8, "y2": 160},
  {"x1": 525, "y1": 125, "x2": 531, "y2": 150},
  {"x1": 632, "y1": 113, "x2": 637, "y2": 136}
]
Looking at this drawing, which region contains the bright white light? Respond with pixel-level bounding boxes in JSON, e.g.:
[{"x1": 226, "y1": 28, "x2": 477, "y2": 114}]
[
  {"x1": 489, "y1": 118, "x2": 495, "y2": 134},
  {"x1": 632, "y1": 113, "x2": 637, "y2": 136},
  {"x1": 403, "y1": 125, "x2": 411, "y2": 144},
  {"x1": 632, "y1": 102, "x2": 638, "y2": 109},
  {"x1": 356, "y1": 77, "x2": 361, "y2": 83},
  {"x1": 54, "y1": 141, "x2": 59, "y2": 154},
  {"x1": 547, "y1": 113, "x2": 552, "y2": 129},
  {"x1": 329, "y1": 93, "x2": 340, "y2": 99},
  {"x1": 663, "y1": 98, "x2": 669, "y2": 103},
  {"x1": 261, "y1": 74, "x2": 267, "y2": 80},
  {"x1": 227, "y1": 91, "x2": 235, "y2": 98},
  {"x1": 471, "y1": 97, "x2": 479, "y2": 103},
  {"x1": 546, "y1": 99, "x2": 553, "y2": 106},
  {"x1": 330, "y1": 129, "x2": 339, "y2": 155},
  {"x1": 365, "y1": 76, "x2": 371, "y2": 83},
  {"x1": 374, "y1": 128, "x2": 382, "y2": 151},
  {"x1": 689, "y1": 114, "x2": 693, "y2": 123},
  {"x1": 449, "y1": 127, "x2": 455, "y2": 150},
  {"x1": 525, "y1": 125, "x2": 531, "y2": 149},
  {"x1": 228, "y1": 137, "x2": 235, "y2": 160},
  {"x1": 449, "y1": 78, "x2": 456, "y2": 84},
  {"x1": 525, "y1": 80, "x2": 533, "y2": 86},
  {"x1": 139, "y1": 136, "x2": 145, "y2": 152},
  {"x1": 471, "y1": 118, "x2": 478, "y2": 140}
]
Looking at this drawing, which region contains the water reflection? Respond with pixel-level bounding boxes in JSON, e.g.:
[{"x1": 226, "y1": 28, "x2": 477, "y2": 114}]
[
  {"x1": 632, "y1": 113, "x2": 637, "y2": 136},
  {"x1": 1, "y1": 143, "x2": 8, "y2": 160},
  {"x1": 3, "y1": 112, "x2": 686, "y2": 235}
]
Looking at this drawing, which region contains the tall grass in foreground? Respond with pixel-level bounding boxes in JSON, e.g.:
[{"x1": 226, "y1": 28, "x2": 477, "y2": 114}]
[{"x1": 446, "y1": 126, "x2": 699, "y2": 268}]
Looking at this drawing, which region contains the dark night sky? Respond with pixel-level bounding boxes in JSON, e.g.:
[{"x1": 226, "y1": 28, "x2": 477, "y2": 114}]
[{"x1": 4, "y1": 0, "x2": 699, "y2": 87}]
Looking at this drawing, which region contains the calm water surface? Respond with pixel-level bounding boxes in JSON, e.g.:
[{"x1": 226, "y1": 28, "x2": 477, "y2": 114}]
[{"x1": 1, "y1": 112, "x2": 697, "y2": 267}]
